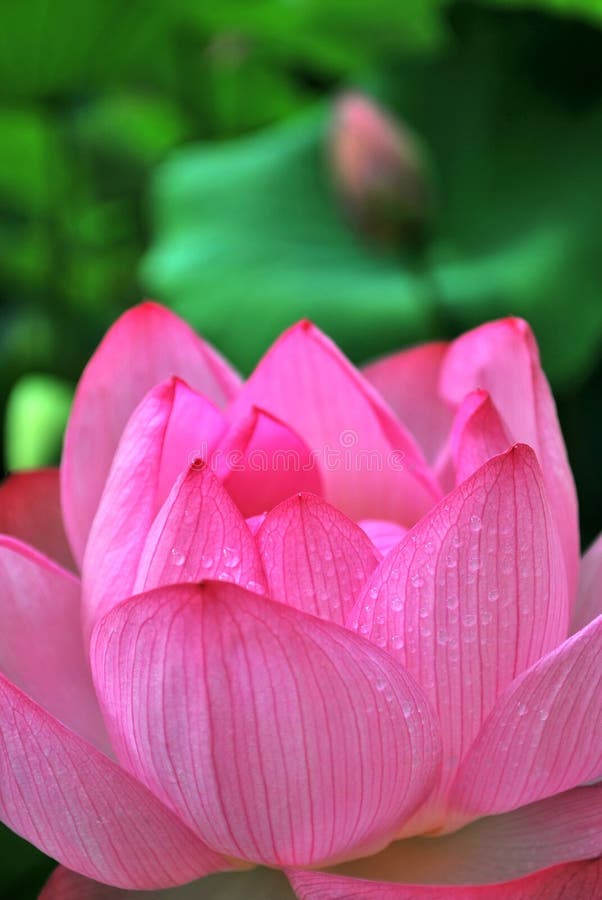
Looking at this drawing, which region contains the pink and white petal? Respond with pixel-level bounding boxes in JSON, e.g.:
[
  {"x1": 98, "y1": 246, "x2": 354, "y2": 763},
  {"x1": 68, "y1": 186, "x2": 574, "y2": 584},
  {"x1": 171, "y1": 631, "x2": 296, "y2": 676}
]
[
  {"x1": 216, "y1": 408, "x2": 322, "y2": 518},
  {"x1": 0, "y1": 537, "x2": 108, "y2": 751},
  {"x1": 256, "y1": 494, "x2": 379, "y2": 625},
  {"x1": 571, "y1": 532, "x2": 602, "y2": 634},
  {"x1": 450, "y1": 614, "x2": 602, "y2": 816},
  {"x1": 134, "y1": 463, "x2": 266, "y2": 595},
  {"x1": 0, "y1": 469, "x2": 75, "y2": 571},
  {"x1": 293, "y1": 783, "x2": 602, "y2": 887},
  {"x1": 61, "y1": 302, "x2": 239, "y2": 565},
  {"x1": 351, "y1": 445, "x2": 568, "y2": 812},
  {"x1": 0, "y1": 677, "x2": 229, "y2": 889},
  {"x1": 40, "y1": 866, "x2": 293, "y2": 900},
  {"x1": 450, "y1": 391, "x2": 511, "y2": 486},
  {"x1": 362, "y1": 341, "x2": 452, "y2": 465},
  {"x1": 82, "y1": 378, "x2": 224, "y2": 637},
  {"x1": 229, "y1": 322, "x2": 440, "y2": 527},
  {"x1": 439, "y1": 318, "x2": 579, "y2": 602},
  {"x1": 92, "y1": 583, "x2": 442, "y2": 868},
  {"x1": 288, "y1": 858, "x2": 602, "y2": 900},
  {"x1": 358, "y1": 520, "x2": 407, "y2": 558}
]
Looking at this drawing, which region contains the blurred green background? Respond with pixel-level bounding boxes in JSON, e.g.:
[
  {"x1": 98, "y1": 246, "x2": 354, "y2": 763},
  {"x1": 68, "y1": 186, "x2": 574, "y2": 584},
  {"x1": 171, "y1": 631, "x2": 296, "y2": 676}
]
[{"x1": 1, "y1": 0, "x2": 602, "y2": 895}]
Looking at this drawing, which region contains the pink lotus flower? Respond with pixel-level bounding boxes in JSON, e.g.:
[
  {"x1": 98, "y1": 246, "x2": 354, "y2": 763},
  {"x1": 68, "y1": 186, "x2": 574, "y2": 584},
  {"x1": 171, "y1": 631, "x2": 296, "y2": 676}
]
[{"x1": 0, "y1": 304, "x2": 600, "y2": 899}]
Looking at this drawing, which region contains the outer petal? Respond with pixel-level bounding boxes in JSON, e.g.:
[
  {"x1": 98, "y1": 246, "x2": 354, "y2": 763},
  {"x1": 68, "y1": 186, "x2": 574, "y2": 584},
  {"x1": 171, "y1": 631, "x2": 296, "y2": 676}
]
[
  {"x1": 358, "y1": 520, "x2": 408, "y2": 557},
  {"x1": 449, "y1": 613, "x2": 602, "y2": 816},
  {"x1": 82, "y1": 378, "x2": 224, "y2": 637},
  {"x1": 0, "y1": 676, "x2": 229, "y2": 889},
  {"x1": 92, "y1": 583, "x2": 442, "y2": 868},
  {"x1": 449, "y1": 391, "x2": 511, "y2": 486},
  {"x1": 289, "y1": 858, "x2": 602, "y2": 899},
  {"x1": 256, "y1": 493, "x2": 379, "y2": 625},
  {"x1": 215, "y1": 407, "x2": 322, "y2": 517},
  {"x1": 294, "y1": 784, "x2": 602, "y2": 886},
  {"x1": 229, "y1": 322, "x2": 440, "y2": 527},
  {"x1": 351, "y1": 445, "x2": 568, "y2": 814},
  {"x1": 439, "y1": 318, "x2": 579, "y2": 601},
  {"x1": 0, "y1": 468, "x2": 75, "y2": 570},
  {"x1": 61, "y1": 302, "x2": 239, "y2": 565},
  {"x1": 362, "y1": 341, "x2": 452, "y2": 465},
  {"x1": 40, "y1": 866, "x2": 294, "y2": 899},
  {"x1": 571, "y1": 532, "x2": 602, "y2": 634},
  {"x1": 0, "y1": 536, "x2": 107, "y2": 750},
  {"x1": 134, "y1": 463, "x2": 266, "y2": 594}
]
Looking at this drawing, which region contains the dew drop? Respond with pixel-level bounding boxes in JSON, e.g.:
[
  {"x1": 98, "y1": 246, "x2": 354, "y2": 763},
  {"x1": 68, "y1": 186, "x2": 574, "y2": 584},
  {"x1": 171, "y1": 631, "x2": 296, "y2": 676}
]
[
  {"x1": 401, "y1": 701, "x2": 413, "y2": 717},
  {"x1": 462, "y1": 613, "x2": 476, "y2": 627},
  {"x1": 446, "y1": 595, "x2": 459, "y2": 610},
  {"x1": 222, "y1": 547, "x2": 240, "y2": 568},
  {"x1": 246, "y1": 580, "x2": 265, "y2": 593},
  {"x1": 517, "y1": 702, "x2": 528, "y2": 717},
  {"x1": 390, "y1": 596, "x2": 403, "y2": 612},
  {"x1": 375, "y1": 676, "x2": 387, "y2": 692},
  {"x1": 369, "y1": 587, "x2": 379, "y2": 600},
  {"x1": 470, "y1": 515, "x2": 482, "y2": 533},
  {"x1": 539, "y1": 709, "x2": 549, "y2": 721},
  {"x1": 488, "y1": 588, "x2": 500, "y2": 602},
  {"x1": 481, "y1": 611, "x2": 493, "y2": 625},
  {"x1": 201, "y1": 554, "x2": 214, "y2": 569},
  {"x1": 170, "y1": 548, "x2": 185, "y2": 567},
  {"x1": 411, "y1": 574, "x2": 424, "y2": 588},
  {"x1": 391, "y1": 634, "x2": 404, "y2": 650}
]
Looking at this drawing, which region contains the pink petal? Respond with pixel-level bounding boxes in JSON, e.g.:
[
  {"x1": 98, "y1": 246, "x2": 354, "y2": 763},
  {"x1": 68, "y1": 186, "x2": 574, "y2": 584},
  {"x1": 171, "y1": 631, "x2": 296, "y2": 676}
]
[
  {"x1": 0, "y1": 537, "x2": 107, "y2": 751},
  {"x1": 0, "y1": 677, "x2": 229, "y2": 889},
  {"x1": 362, "y1": 341, "x2": 452, "y2": 465},
  {"x1": 351, "y1": 445, "x2": 569, "y2": 815},
  {"x1": 358, "y1": 520, "x2": 408, "y2": 557},
  {"x1": 449, "y1": 391, "x2": 511, "y2": 486},
  {"x1": 439, "y1": 317, "x2": 579, "y2": 602},
  {"x1": 0, "y1": 469, "x2": 75, "y2": 571},
  {"x1": 256, "y1": 493, "x2": 380, "y2": 624},
  {"x1": 449, "y1": 613, "x2": 602, "y2": 816},
  {"x1": 246, "y1": 513, "x2": 267, "y2": 534},
  {"x1": 289, "y1": 784, "x2": 601, "y2": 887},
  {"x1": 216, "y1": 407, "x2": 322, "y2": 517},
  {"x1": 134, "y1": 462, "x2": 266, "y2": 595},
  {"x1": 40, "y1": 866, "x2": 294, "y2": 899},
  {"x1": 92, "y1": 583, "x2": 442, "y2": 867},
  {"x1": 61, "y1": 302, "x2": 239, "y2": 565},
  {"x1": 82, "y1": 378, "x2": 224, "y2": 637},
  {"x1": 229, "y1": 322, "x2": 440, "y2": 527},
  {"x1": 289, "y1": 858, "x2": 602, "y2": 899},
  {"x1": 571, "y1": 532, "x2": 602, "y2": 634}
]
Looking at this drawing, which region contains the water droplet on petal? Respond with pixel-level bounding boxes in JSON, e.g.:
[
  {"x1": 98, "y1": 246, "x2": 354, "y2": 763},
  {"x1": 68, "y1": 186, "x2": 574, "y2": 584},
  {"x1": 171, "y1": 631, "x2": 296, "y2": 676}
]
[
  {"x1": 517, "y1": 702, "x2": 528, "y2": 716},
  {"x1": 390, "y1": 596, "x2": 403, "y2": 612},
  {"x1": 222, "y1": 546, "x2": 240, "y2": 568},
  {"x1": 470, "y1": 515, "x2": 482, "y2": 532},
  {"x1": 170, "y1": 548, "x2": 185, "y2": 567}
]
